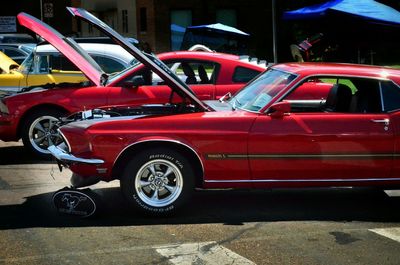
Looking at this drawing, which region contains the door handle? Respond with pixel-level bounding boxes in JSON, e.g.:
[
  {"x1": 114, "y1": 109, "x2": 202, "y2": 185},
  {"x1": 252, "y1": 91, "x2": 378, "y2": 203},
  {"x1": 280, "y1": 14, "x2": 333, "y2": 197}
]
[{"x1": 371, "y1": 118, "x2": 390, "y2": 125}]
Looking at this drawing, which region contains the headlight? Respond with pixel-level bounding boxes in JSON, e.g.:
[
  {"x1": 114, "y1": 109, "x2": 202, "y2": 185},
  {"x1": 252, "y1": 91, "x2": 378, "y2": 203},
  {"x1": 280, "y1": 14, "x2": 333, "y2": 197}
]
[{"x1": 0, "y1": 99, "x2": 9, "y2": 114}]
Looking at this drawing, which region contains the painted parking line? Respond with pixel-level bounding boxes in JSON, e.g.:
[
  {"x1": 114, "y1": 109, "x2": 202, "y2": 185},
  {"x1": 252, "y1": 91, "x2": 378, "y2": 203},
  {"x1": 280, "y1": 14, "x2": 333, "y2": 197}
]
[
  {"x1": 369, "y1": 227, "x2": 400, "y2": 243},
  {"x1": 156, "y1": 241, "x2": 256, "y2": 265},
  {"x1": 0, "y1": 241, "x2": 255, "y2": 264}
]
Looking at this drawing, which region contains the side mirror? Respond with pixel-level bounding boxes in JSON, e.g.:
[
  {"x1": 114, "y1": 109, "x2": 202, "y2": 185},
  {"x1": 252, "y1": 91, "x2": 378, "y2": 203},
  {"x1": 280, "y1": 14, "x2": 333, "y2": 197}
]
[
  {"x1": 269, "y1": 101, "x2": 291, "y2": 117},
  {"x1": 123, "y1": 75, "x2": 145, "y2": 89}
]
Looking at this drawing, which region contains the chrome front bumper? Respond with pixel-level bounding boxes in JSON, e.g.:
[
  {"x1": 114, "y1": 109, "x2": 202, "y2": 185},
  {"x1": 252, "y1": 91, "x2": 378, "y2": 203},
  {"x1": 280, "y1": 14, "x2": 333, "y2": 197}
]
[{"x1": 48, "y1": 145, "x2": 104, "y2": 165}]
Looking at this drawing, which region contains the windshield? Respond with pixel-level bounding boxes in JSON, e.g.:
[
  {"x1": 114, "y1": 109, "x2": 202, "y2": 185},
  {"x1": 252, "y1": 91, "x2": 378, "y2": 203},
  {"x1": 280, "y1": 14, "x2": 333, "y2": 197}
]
[
  {"x1": 18, "y1": 51, "x2": 33, "y2": 73},
  {"x1": 107, "y1": 59, "x2": 141, "y2": 83},
  {"x1": 231, "y1": 68, "x2": 297, "y2": 112}
]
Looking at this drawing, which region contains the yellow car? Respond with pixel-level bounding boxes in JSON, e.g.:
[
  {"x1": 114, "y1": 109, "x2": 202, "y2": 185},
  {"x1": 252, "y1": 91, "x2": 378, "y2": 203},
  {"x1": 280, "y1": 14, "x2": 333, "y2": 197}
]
[{"x1": 0, "y1": 43, "x2": 135, "y2": 94}]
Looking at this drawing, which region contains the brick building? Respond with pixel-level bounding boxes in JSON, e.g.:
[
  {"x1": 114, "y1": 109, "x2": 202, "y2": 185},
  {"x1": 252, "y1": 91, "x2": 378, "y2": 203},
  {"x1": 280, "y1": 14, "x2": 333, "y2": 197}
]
[
  {"x1": 0, "y1": 0, "x2": 79, "y2": 37},
  {"x1": 135, "y1": 0, "x2": 277, "y2": 60}
]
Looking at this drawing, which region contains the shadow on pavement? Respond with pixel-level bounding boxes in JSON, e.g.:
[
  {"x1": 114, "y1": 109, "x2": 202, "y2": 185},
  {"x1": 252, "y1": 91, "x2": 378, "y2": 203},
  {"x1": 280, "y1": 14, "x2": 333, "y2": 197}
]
[
  {"x1": 0, "y1": 144, "x2": 52, "y2": 165},
  {"x1": 0, "y1": 187, "x2": 399, "y2": 230}
]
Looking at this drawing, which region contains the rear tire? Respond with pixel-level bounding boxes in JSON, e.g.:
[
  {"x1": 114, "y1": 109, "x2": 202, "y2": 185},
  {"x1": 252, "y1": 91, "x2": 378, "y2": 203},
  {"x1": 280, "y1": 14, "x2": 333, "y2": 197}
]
[
  {"x1": 120, "y1": 148, "x2": 195, "y2": 215},
  {"x1": 21, "y1": 108, "x2": 66, "y2": 158}
]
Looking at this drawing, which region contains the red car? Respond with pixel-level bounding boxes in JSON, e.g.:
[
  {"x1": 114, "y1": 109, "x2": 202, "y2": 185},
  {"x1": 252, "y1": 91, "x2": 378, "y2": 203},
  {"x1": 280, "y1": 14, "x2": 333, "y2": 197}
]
[
  {"x1": 49, "y1": 9, "x2": 400, "y2": 215},
  {"x1": 0, "y1": 20, "x2": 265, "y2": 157}
]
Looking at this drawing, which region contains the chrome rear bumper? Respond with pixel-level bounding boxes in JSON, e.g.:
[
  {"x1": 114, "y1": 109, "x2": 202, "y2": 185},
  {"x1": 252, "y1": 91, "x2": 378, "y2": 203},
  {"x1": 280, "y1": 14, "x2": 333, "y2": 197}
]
[{"x1": 48, "y1": 145, "x2": 104, "y2": 165}]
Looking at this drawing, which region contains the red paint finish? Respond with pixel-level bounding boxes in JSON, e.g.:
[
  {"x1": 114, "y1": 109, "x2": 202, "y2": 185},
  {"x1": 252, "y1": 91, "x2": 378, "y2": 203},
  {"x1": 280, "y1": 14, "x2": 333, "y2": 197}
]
[
  {"x1": 249, "y1": 113, "x2": 393, "y2": 183},
  {"x1": 59, "y1": 63, "x2": 400, "y2": 191},
  {"x1": 0, "y1": 52, "x2": 263, "y2": 142}
]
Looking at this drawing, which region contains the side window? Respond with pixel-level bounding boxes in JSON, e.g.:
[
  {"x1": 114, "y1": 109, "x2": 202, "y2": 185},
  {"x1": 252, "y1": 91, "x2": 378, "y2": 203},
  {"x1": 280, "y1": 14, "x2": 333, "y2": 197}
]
[
  {"x1": 166, "y1": 60, "x2": 218, "y2": 85},
  {"x1": 284, "y1": 77, "x2": 383, "y2": 113},
  {"x1": 232, "y1": 66, "x2": 260, "y2": 83},
  {"x1": 285, "y1": 79, "x2": 333, "y2": 112},
  {"x1": 3, "y1": 48, "x2": 25, "y2": 57},
  {"x1": 381, "y1": 81, "x2": 400, "y2": 112},
  {"x1": 47, "y1": 54, "x2": 79, "y2": 72},
  {"x1": 91, "y1": 55, "x2": 125, "y2": 73}
]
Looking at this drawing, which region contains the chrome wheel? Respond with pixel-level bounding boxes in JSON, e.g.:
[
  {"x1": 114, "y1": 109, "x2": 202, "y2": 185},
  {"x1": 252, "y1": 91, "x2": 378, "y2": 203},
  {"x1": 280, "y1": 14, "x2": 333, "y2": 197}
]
[
  {"x1": 28, "y1": 116, "x2": 63, "y2": 154},
  {"x1": 135, "y1": 159, "x2": 183, "y2": 208}
]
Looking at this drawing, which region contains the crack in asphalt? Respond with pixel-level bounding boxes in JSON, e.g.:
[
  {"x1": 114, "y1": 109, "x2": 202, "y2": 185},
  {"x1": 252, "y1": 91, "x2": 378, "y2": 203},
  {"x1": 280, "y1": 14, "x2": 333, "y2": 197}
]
[{"x1": 200, "y1": 222, "x2": 264, "y2": 253}]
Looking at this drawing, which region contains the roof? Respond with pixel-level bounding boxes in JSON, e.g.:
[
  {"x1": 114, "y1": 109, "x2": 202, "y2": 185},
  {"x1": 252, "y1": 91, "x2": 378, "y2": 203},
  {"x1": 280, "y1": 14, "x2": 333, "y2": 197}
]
[
  {"x1": 157, "y1": 51, "x2": 240, "y2": 61},
  {"x1": 273, "y1": 62, "x2": 400, "y2": 78},
  {"x1": 35, "y1": 43, "x2": 134, "y2": 63},
  {"x1": 157, "y1": 51, "x2": 267, "y2": 69}
]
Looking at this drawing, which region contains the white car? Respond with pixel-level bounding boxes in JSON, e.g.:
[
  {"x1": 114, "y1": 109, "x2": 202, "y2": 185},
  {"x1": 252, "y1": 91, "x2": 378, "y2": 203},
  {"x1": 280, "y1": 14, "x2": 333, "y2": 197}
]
[{"x1": 32, "y1": 42, "x2": 136, "y2": 73}]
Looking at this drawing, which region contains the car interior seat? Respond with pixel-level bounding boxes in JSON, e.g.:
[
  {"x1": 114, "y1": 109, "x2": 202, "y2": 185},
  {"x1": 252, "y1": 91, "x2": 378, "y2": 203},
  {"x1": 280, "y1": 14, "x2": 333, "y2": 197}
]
[
  {"x1": 324, "y1": 83, "x2": 352, "y2": 112},
  {"x1": 198, "y1": 65, "x2": 209, "y2": 84},
  {"x1": 181, "y1": 62, "x2": 197, "y2": 84},
  {"x1": 349, "y1": 86, "x2": 382, "y2": 113}
]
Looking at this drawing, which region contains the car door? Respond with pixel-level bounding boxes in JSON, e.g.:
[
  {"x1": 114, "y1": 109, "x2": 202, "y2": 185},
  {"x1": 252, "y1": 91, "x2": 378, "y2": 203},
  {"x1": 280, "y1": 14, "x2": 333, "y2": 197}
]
[
  {"x1": 381, "y1": 80, "x2": 400, "y2": 179},
  {"x1": 248, "y1": 77, "x2": 394, "y2": 186}
]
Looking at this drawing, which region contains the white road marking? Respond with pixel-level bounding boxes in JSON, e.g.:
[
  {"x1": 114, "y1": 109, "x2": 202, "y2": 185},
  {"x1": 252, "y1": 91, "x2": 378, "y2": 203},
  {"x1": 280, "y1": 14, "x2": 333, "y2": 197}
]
[
  {"x1": 0, "y1": 241, "x2": 255, "y2": 264},
  {"x1": 384, "y1": 190, "x2": 400, "y2": 197},
  {"x1": 369, "y1": 227, "x2": 400, "y2": 243},
  {"x1": 156, "y1": 241, "x2": 256, "y2": 265}
]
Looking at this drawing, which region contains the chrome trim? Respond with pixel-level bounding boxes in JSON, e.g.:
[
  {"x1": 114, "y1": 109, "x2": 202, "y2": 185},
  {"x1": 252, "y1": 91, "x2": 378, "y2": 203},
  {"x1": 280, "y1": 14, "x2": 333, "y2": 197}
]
[
  {"x1": 379, "y1": 81, "x2": 385, "y2": 112},
  {"x1": 206, "y1": 153, "x2": 399, "y2": 159},
  {"x1": 57, "y1": 128, "x2": 71, "y2": 153},
  {"x1": 48, "y1": 145, "x2": 104, "y2": 164},
  {"x1": 112, "y1": 139, "x2": 204, "y2": 174},
  {"x1": 371, "y1": 119, "x2": 390, "y2": 125},
  {"x1": 205, "y1": 178, "x2": 400, "y2": 183}
]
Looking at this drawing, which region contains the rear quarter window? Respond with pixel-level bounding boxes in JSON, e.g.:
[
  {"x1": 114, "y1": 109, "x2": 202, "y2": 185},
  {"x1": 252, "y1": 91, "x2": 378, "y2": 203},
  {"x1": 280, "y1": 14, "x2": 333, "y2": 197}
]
[
  {"x1": 382, "y1": 81, "x2": 400, "y2": 112},
  {"x1": 232, "y1": 66, "x2": 261, "y2": 83}
]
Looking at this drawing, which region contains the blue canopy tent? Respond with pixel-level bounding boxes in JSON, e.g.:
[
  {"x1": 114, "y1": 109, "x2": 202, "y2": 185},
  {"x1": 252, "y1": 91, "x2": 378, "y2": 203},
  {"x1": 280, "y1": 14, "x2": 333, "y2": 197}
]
[
  {"x1": 180, "y1": 23, "x2": 250, "y2": 55},
  {"x1": 283, "y1": 0, "x2": 400, "y2": 64},
  {"x1": 187, "y1": 23, "x2": 250, "y2": 36},
  {"x1": 283, "y1": 0, "x2": 400, "y2": 26}
]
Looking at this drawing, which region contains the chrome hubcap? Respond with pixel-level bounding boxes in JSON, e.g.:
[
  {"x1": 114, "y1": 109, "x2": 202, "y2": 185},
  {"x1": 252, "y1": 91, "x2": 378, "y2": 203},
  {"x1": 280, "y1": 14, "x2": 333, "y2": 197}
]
[
  {"x1": 135, "y1": 159, "x2": 183, "y2": 207},
  {"x1": 28, "y1": 116, "x2": 63, "y2": 154}
]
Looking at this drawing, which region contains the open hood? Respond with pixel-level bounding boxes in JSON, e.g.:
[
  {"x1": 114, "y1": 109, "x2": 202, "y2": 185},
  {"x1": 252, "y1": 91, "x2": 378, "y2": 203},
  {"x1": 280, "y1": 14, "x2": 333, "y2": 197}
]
[
  {"x1": 0, "y1": 51, "x2": 18, "y2": 74},
  {"x1": 17, "y1": 12, "x2": 105, "y2": 86},
  {"x1": 67, "y1": 7, "x2": 209, "y2": 111}
]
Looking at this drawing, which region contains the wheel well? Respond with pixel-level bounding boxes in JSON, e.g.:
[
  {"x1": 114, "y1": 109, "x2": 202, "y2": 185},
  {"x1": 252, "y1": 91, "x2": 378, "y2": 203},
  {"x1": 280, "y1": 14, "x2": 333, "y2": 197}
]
[
  {"x1": 17, "y1": 104, "x2": 69, "y2": 138},
  {"x1": 112, "y1": 141, "x2": 204, "y2": 188}
]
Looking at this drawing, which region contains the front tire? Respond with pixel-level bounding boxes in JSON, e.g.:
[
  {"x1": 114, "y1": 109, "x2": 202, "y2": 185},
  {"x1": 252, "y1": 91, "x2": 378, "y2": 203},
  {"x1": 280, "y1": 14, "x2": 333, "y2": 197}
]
[
  {"x1": 21, "y1": 109, "x2": 66, "y2": 158},
  {"x1": 120, "y1": 148, "x2": 195, "y2": 215}
]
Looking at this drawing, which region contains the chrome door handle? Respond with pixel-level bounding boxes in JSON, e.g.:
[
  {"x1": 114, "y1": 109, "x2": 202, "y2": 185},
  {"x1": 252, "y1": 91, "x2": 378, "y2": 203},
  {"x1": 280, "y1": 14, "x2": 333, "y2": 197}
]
[{"x1": 371, "y1": 118, "x2": 390, "y2": 125}]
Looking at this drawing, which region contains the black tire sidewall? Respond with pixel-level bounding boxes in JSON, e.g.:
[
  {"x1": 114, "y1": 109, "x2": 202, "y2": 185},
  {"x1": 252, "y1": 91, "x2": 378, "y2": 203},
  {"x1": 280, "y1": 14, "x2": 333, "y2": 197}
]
[
  {"x1": 121, "y1": 148, "x2": 195, "y2": 215},
  {"x1": 21, "y1": 108, "x2": 65, "y2": 157}
]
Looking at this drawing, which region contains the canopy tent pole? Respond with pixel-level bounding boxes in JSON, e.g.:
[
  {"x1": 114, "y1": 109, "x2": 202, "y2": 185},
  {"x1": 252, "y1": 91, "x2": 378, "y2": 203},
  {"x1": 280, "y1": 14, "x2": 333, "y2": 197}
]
[{"x1": 272, "y1": 0, "x2": 278, "y2": 63}]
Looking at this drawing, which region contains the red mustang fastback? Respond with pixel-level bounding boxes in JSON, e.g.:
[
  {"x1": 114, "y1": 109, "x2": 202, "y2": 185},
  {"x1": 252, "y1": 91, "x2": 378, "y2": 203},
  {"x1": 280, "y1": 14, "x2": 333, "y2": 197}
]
[
  {"x1": 46, "y1": 8, "x2": 400, "y2": 215},
  {"x1": 0, "y1": 15, "x2": 265, "y2": 157}
]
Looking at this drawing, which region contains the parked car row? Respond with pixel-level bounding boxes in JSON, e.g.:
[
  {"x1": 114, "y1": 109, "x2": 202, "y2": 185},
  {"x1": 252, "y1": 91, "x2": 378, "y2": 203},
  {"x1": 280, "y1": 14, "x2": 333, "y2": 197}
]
[
  {"x1": 3, "y1": 7, "x2": 400, "y2": 217},
  {"x1": 0, "y1": 17, "x2": 266, "y2": 157}
]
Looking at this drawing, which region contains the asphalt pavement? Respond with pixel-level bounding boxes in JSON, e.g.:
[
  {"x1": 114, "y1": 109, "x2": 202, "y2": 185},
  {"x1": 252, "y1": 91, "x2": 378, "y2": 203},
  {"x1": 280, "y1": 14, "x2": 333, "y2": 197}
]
[{"x1": 1, "y1": 140, "x2": 400, "y2": 265}]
